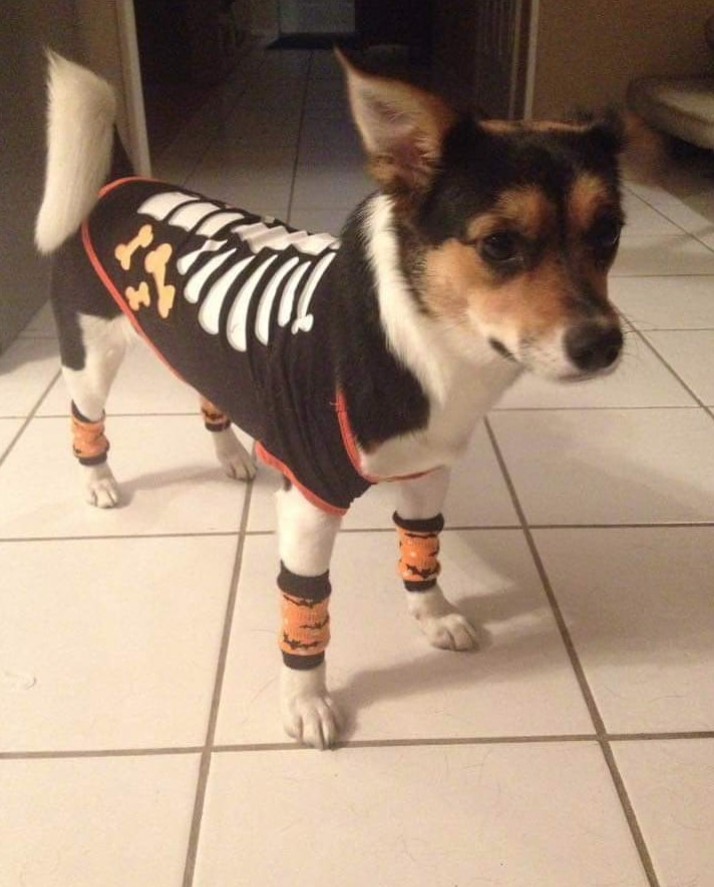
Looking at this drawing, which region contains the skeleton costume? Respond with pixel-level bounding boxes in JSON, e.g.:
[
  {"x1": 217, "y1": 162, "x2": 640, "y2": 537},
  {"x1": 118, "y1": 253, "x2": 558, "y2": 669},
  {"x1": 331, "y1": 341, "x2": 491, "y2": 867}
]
[{"x1": 82, "y1": 176, "x2": 372, "y2": 515}]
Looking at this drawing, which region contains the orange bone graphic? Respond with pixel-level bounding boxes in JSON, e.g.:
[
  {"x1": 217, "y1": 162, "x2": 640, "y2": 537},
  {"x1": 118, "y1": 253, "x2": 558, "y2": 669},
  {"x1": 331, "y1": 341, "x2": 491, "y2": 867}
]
[
  {"x1": 125, "y1": 281, "x2": 151, "y2": 312},
  {"x1": 144, "y1": 243, "x2": 176, "y2": 318},
  {"x1": 114, "y1": 224, "x2": 154, "y2": 270}
]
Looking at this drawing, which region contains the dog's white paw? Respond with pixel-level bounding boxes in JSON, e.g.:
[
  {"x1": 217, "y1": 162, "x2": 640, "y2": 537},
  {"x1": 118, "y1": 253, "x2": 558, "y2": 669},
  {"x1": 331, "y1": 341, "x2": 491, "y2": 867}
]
[
  {"x1": 212, "y1": 429, "x2": 256, "y2": 481},
  {"x1": 84, "y1": 464, "x2": 120, "y2": 508},
  {"x1": 407, "y1": 588, "x2": 479, "y2": 651},
  {"x1": 280, "y1": 662, "x2": 341, "y2": 749}
]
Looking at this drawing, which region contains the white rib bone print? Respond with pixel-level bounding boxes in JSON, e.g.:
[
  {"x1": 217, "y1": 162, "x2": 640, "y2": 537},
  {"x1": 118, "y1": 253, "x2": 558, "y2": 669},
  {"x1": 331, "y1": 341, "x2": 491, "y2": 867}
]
[{"x1": 137, "y1": 191, "x2": 338, "y2": 352}]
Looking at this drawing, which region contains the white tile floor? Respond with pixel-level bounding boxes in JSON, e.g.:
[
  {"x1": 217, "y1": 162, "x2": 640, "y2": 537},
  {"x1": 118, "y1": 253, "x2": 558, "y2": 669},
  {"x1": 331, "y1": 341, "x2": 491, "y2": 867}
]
[{"x1": 2, "y1": 44, "x2": 714, "y2": 887}]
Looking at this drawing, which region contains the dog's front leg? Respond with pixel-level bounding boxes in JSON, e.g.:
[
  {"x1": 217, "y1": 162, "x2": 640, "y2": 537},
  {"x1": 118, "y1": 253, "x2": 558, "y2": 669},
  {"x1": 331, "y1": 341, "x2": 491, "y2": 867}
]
[
  {"x1": 396, "y1": 468, "x2": 479, "y2": 651},
  {"x1": 276, "y1": 484, "x2": 342, "y2": 749}
]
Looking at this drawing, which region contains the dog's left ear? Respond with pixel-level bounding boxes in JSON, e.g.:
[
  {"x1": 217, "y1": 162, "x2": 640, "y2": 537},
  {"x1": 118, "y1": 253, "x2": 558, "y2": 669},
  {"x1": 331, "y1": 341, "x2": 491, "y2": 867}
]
[
  {"x1": 336, "y1": 49, "x2": 457, "y2": 202},
  {"x1": 583, "y1": 109, "x2": 666, "y2": 181}
]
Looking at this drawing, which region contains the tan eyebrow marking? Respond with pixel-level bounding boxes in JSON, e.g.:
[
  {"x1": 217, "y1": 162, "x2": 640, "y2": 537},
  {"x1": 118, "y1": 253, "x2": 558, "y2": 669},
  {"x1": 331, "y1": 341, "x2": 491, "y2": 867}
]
[
  {"x1": 569, "y1": 173, "x2": 619, "y2": 232},
  {"x1": 465, "y1": 185, "x2": 556, "y2": 242}
]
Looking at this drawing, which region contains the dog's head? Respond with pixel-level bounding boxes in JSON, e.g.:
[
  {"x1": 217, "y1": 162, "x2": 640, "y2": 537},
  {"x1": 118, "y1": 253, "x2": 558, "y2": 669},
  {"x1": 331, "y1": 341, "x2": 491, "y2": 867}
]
[{"x1": 339, "y1": 53, "x2": 630, "y2": 381}]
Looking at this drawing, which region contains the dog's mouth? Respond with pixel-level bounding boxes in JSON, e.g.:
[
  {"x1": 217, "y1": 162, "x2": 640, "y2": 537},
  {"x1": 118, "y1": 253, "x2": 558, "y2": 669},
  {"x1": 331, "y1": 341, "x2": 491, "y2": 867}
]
[
  {"x1": 487, "y1": 329, "x2": 624, "y2": 381},
  {"x1": 488, "y1": 337, "x2": 517, "y2": 362}
]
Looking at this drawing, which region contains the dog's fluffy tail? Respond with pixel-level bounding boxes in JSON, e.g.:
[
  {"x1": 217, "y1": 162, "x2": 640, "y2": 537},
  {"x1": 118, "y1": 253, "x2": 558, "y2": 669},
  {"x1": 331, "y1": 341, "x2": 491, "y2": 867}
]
[{"x1": 35, "y1": 51, "x2": 117, "y2": 255}]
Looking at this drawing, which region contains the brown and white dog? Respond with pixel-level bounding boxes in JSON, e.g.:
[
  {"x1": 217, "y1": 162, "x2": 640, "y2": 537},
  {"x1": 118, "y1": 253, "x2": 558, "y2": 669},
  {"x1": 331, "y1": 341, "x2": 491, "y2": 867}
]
[{"x1": 37, "y1": 51, "x2": 629, "y2": 748}]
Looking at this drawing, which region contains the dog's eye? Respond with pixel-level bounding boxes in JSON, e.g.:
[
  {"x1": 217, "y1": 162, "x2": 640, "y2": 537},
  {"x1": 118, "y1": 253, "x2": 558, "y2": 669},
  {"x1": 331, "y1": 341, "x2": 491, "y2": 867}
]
[
  {"x1": 589, "y1": 216, "x2": 622, "y2": 251},
  {"x1": 480, "y1": 232, "x2": 519, "y2": 264}
]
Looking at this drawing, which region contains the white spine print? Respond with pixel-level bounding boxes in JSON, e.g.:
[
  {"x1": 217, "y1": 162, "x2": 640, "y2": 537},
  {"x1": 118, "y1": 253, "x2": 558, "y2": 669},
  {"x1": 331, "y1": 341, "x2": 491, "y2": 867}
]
[
  {"x1": 226, "y1": 255, "x2": 279, "y2": 352},
  {"x1": 198, "y1": 255, "x2": 253, "y2": 334},
  {"x1": 291, "y1": 252, "x2": 336, "y2": 335},
  {"x1": 176, "y1": 239, "x2": 226, "y2": 275},
  {"x1": 254, "y1": 256, "x2": 300, "y2": 346},
  {"x1": 137, "y1": 190, "x2": 340, "y2": 350},
  {"x1": 185, "y1": 248, "x2": 238, "y2": 303},
  {"x1": 277, "y1": 262, "x2": 311, "y2": 327}
]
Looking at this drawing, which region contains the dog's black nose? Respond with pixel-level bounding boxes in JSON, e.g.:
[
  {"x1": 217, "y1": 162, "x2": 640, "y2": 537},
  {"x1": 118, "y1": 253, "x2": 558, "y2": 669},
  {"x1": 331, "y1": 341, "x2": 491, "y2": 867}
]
[{"x1": 565, "y1": 323, "x2": 623, "y2": 372}]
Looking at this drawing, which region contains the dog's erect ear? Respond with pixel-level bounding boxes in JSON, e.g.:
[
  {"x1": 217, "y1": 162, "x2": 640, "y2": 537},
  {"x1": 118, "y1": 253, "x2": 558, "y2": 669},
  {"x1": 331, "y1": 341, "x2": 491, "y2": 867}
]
[
  {"x1": 575, "y1": 108, "x2": 666, "y2": 182},
  {"x1": 336, "y1": 49, "x2": 457, "y2": 201}
]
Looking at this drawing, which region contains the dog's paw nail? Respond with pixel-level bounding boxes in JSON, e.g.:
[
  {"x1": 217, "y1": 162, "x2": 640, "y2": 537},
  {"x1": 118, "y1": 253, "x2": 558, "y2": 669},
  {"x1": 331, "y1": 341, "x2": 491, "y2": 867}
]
[
  {"x1": 85, "y1": 470, "x2": 120, "y2": 508},
  {"x1": 222, "y1": 455, "x2": 256, "y2": 481},
  {"x1": 283, "y1": 696, "x2": 341, "y2": 749},
  {"x1": 422, "y1": 614, "x2": 479, "y2": 651}
]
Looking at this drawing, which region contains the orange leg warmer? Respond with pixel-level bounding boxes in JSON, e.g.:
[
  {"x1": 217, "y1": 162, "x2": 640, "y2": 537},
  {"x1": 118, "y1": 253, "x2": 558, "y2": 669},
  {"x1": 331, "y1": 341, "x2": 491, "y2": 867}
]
[
  {"x1": 278, "y1": 565, "x2": 331, "y2": 670},
  {"x1": 393, "y1": 512, "x2": 445, "y2": 591},
  {"x1": 71, "y1": 402, "x2": 110, "y2": 466},
  {"x1": 199, "y1": 397, "x2": 231, "y2": 432}
]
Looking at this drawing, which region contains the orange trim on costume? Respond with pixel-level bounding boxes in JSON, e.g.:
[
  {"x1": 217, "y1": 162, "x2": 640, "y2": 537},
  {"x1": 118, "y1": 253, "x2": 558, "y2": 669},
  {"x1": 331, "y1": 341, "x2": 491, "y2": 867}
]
[
  {"x1": 255, "y1": 442, "x2": 347, "y2": 517},
  {"x1": 335, "y1": 388, "x2": 430, "y2": 485},
  {"x1": 335, "y1": 388, "x2": 379, "y2": 483},
  {"x1": 97, "y1": 176, "x2": 159, "y2": 200}
]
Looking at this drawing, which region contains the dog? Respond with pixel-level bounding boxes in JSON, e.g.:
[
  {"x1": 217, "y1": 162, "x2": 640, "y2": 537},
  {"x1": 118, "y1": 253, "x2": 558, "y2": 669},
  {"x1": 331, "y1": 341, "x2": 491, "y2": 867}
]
[{"x1": 36, "y1": 50, "x2": 628, "y2": 749}]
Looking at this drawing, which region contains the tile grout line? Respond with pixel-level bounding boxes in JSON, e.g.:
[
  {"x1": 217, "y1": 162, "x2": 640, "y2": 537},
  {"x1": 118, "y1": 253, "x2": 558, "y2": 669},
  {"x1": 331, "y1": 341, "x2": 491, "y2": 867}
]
[
  {"x1": 4, "y1": 729, "x2": 713, "y2": 761},
  {"x1": 285, "y1": 51, "x2": 314, "y2": 226},
  {"x1": 483, "y1": 417, "x2": 661, "y2": 887},
  {"x1": 181, "y1": 476, "x2": 255, "y2": 887},
  {"x1": 167, "y1": 45, "x2": 269, "y2": 189},
  {"x1": 2, "y1": 520, "x2": 712, "y2": 546},
  {"x1": 0, "y1": 369, "x2": 61, "y2": 471},
  {"x1": 632, "y1": 327, "x2": 714, "y2": 423},
  {"x1": 624, "y1": 182, "x2": 714, "y2": 254}
]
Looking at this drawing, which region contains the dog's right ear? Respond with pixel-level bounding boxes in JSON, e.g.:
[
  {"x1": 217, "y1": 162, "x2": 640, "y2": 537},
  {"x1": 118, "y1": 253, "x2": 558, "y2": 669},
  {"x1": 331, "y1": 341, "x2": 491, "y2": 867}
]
[{"x1": 336, "y1": 49, "x2": 457, "y2": 203}]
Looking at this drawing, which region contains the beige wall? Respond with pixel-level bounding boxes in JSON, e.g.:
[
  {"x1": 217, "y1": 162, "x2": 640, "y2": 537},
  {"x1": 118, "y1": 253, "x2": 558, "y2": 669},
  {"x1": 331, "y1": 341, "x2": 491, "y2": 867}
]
[
  {"x1": 532, "y1": 0, "x2": 713, "y2": 117},
  {"x1": 250, "y1": 0, "x2": 279, "y2": 34},
  {"x1": 0, "y1": 0, "x2": 79, "y2": 351}
]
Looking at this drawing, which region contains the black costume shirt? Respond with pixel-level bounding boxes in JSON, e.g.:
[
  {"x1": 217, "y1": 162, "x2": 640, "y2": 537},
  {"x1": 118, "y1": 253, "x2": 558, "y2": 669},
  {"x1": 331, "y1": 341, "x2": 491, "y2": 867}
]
[{"x1": 82, "y1": 177, "x2": 372, "y2": 514}]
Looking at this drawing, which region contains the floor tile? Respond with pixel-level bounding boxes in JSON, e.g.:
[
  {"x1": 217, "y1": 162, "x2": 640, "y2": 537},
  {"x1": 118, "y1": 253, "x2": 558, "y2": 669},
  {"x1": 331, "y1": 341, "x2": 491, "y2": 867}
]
[
  {"x1": 0, "y1": 418, "x2": 23, "y2": 461},
  {"x1": 0, "y1": 535, "x2": 236, "y2": 751},
  {"x1": 309, "y1": 49, "x2": 343, "y2": 79},
  {"x1": 0, "y1": 416, "x2": 247, "y2": 539},
  {"x1": 297, "y1": 119, "x2": 363, "y2": 165},
  {"x1": 534, "y1": 527, "x2": 714, "y2": 733},
  {"x1": 216, "y1": 530, "x2": 593, "y2": 745},
  {"x1": 613, "y1": 738, "x2": 714, "y2": 887},
  {"x1": 0, "y1": 337, "x2": 59, "y2": 417},
  {"x1": 291, "y1": 161, "x2": 373, "y2": 208},
  {"x1": 18, "y1": 301, "x2": 56, "y2": 338},
  {"x1": 196, "y1": 744, "x2": 647, "y2": 887},
  {"x1": 612, "y1": 234, "x2": 714, "y2": 276},
  {"x1": 643, "y1": 330, "x2": 714, "y2": 405},
  {"x1": 38, "y1": 338, "x2": 200, "y2": 417},
  {"x1": 612, "y1": 275, "x2": 714, "y2": 330},
  {"x1": 627, "y1": 176, "x2": 714, "y2": 249},
  {"x1": 489, "y1": 408, "x2": 714, "y2": 525},
  {"x1": 288, "y1": 204, "x2": 352, "y2": 235},
  {"x1": 621, "y1": 190, "x2": 685, "y2": 236},
  {"x1": 0, "y1": 754, "x2": 198, "y2": 887},
  {"x1": 247, "y1": 423, "x2": 519, "y2": 532},
  {"x1": 495, "y1": 332, "x2": 695, "y2": 409},
  {"x1": 185, "y1": 141, "x2": 294, "y2": 220}
]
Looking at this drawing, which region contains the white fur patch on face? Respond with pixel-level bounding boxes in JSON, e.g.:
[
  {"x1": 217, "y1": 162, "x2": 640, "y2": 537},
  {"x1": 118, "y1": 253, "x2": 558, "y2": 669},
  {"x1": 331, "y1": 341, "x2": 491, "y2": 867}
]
[
  {"x1": 363, "y1": 195, "x2": 505, "y2": 405},
  {"x1": 472, "y1": 315, "x2": 612, "y2": 382}
]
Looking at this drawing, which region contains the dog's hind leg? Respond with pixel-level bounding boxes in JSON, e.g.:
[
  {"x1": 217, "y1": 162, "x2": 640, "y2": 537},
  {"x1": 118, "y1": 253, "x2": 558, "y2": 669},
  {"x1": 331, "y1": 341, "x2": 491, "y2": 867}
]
[
  {"x1": 276, "y1": 484, "x2": 342, "y2": 749},
  {"x1": 199, "y1": 397, "x2": 256, "y2": 481},
  {"x1": 55, "y1": 307, "x2": 131, "y2": 508},
  {"x1": 395, "y1": 468, "x2": 479, "y2": 651}
]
